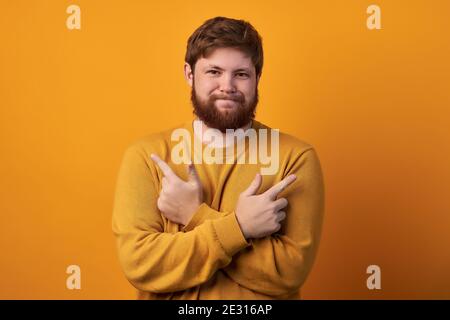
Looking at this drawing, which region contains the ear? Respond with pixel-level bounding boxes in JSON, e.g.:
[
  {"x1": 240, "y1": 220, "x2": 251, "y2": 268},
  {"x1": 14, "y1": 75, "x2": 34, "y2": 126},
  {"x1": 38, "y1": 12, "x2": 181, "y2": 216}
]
[
  {"x1": 184, "y1": 62, "x2": 194, "y2": 87},
  {"x1": 256, "y1": 74, "x2": 261, "y2": 86}
]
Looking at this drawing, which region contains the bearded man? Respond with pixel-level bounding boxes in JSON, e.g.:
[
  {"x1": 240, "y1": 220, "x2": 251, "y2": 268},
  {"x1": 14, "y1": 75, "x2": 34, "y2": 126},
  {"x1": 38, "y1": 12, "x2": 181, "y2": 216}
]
[{"x1": 112, "y1": 16, "x2": 325, "y2": 300}]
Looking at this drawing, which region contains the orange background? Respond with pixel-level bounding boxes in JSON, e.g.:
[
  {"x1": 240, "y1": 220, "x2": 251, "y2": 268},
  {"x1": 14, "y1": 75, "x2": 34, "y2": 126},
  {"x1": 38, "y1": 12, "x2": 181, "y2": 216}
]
[{"x1": 1, "y1": 0, "x2": 449, "y2": 299}]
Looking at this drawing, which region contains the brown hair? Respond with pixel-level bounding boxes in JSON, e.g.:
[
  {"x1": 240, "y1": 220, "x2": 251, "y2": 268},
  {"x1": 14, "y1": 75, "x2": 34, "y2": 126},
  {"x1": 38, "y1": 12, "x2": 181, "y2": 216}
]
[{"x1": 185, "y1": 16, "x2": 264, "y2": 78}]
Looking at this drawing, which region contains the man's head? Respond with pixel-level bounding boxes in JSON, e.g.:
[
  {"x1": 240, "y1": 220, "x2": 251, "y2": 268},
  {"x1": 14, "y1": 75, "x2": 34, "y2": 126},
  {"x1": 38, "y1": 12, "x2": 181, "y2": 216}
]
[{"x1": 184, "y1": 17, "x2": 264, "y2": 133}]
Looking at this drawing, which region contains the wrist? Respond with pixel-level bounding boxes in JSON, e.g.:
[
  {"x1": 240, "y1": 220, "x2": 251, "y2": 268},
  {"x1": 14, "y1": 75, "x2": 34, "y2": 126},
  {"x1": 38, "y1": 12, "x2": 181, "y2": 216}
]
[
  {"x1": 183, "y1": 202, "x2": 202, "y2": 226},
  {"x1": 234, "y1": 211, "x2": 249, "y2": 240}
]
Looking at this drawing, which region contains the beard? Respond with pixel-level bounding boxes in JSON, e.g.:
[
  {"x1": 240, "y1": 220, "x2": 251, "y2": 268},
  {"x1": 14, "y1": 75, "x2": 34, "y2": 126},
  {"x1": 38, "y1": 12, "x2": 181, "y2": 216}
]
[{"x1": 190, "y1": 81, "x2": 259, "y2": 133}]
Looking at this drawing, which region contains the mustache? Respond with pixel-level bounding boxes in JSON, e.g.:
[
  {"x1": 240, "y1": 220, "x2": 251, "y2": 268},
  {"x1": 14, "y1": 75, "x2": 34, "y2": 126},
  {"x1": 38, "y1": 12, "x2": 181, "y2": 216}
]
[{"x1": 210, "y1": 93, "x2": 245, "y2": 102}]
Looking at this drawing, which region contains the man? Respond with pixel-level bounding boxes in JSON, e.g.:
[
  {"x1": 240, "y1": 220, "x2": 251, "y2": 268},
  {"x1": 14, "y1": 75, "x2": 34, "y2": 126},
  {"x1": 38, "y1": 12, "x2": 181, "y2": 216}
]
[{"x1": 112, "y1": 16, "x2": 325, "y2": 299}]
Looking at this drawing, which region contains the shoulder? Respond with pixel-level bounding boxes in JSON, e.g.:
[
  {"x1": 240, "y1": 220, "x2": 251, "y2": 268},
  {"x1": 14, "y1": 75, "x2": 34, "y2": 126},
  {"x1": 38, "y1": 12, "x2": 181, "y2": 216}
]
[
  {"x1": 254, "y1": 119, "x2": 316, "y2": 157},
  {"x1": 123, "y1": 123, "x2": 185, "y2": 159}
]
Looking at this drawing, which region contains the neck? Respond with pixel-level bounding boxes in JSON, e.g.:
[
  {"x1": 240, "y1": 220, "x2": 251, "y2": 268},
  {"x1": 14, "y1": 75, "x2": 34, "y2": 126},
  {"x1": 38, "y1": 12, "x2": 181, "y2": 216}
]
[{"x1": 194, "y1": 117, "x2": 253, "y2": 145}]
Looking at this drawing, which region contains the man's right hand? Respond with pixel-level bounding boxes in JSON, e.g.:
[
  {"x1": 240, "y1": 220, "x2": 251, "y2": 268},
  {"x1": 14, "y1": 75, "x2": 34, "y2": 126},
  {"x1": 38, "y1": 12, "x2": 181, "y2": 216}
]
[{"x1": 235, "y1": 173, "x2": 297, "y2": 239}]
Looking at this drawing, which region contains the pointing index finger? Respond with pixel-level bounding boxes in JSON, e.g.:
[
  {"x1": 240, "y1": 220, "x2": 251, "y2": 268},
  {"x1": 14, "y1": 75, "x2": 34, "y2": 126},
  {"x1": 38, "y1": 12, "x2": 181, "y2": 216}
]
[
  {"x1": 265, "y1": 174, "x2": 297, "y2": 199},
  {"x1": 150, "y1": 153, "x2": 177, "y2": 179}
]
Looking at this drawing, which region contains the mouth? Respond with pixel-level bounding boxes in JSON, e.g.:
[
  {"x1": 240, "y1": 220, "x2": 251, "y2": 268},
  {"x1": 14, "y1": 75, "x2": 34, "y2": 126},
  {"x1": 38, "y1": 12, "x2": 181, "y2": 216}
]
[{"x1": 215, "y1": 99, "x2": 238, "y2": 109}]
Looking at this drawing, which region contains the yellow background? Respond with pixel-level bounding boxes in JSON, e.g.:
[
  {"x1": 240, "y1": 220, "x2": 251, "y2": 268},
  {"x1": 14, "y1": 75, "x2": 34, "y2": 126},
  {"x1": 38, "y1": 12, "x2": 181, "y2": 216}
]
[{"x1": 1, "y1": 0, "x2": 449, "y2": 299}]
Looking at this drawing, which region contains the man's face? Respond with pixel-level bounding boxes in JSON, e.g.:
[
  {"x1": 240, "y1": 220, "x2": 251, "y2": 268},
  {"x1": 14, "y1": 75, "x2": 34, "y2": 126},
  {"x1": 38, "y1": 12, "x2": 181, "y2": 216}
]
[{"x1": 185, "y1": 47, "x2": 260, "y2": 133}]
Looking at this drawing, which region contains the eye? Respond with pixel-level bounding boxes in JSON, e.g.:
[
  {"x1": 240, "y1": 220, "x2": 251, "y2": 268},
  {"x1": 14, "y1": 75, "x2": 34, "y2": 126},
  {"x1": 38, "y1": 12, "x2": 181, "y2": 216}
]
[
  {"x1": 236, "y1": 72, "x2": 250, "y2": 78},
  {"x1": 207, "y1": 70, "x2": 220, "y2": 75}
]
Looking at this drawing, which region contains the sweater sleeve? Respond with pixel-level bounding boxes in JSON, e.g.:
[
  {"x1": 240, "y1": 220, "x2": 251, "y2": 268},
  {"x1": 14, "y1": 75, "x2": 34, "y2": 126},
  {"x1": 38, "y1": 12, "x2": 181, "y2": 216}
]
[
  {"x1": 181, "y1": 203, "x2": 226, "y2": 232},
  {"x1": 222, "y1": 147, "x2": 325, "y2": 298},
  {"x1": 112, "y1": 143, "x2": 251, "y2": 293}
]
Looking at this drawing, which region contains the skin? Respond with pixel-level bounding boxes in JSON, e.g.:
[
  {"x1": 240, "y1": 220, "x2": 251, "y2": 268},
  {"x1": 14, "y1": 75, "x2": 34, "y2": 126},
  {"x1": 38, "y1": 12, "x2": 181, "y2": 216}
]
[
  {"x1": 150, "y1": 47, "x2": 296, "y2": 239},
  {"x1": 185, "y1": 47, "x2": 257, "y2": 137}
]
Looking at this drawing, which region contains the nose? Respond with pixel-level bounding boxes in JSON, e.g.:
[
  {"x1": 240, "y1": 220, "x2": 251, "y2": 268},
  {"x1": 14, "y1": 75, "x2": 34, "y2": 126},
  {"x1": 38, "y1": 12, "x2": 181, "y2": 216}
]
[{"x1": 219, "y1": 74, "x2": 236, "y2": 94}]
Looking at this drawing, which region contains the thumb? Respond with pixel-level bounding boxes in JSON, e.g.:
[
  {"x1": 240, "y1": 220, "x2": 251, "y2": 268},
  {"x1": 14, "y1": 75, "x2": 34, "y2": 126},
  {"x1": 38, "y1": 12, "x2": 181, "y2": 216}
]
[
  {"x1": 242, "y1": 173, "x2": 262, "y2": 196},
  {"x1": 187, "y1": 162, "x2": 201, "y2": 186}
]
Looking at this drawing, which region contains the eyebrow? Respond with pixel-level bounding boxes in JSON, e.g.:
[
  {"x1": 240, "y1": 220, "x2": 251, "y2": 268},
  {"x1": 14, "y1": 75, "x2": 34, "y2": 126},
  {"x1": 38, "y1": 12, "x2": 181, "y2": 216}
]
[{"x1": 206, "y1": 64, "x2": 252, "y2": 73}]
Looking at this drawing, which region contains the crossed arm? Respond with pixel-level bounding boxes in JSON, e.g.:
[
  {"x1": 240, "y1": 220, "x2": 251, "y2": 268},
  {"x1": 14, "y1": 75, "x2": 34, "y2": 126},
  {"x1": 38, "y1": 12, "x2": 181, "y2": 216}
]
[
  {"x1": 112, "y1": 144, "x2": 324, "y2": 296},
  {"x1": 180, "y1": 147, "x2": 325, "y2": 297}
]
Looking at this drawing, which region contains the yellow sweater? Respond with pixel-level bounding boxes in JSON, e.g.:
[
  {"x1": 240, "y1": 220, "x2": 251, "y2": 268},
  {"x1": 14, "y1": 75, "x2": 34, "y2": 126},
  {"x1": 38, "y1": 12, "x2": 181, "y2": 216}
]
[{"x1": 112, "y1": 117, "x2": 325, "y2": 299}]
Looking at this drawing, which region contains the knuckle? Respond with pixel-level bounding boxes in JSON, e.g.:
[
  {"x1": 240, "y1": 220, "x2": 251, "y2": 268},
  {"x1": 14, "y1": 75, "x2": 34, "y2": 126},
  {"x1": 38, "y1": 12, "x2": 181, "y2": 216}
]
[
  {"x1": 269, "y1": 203, "x2": 277, "y2": 213},
  {"x1": 160, "y1": 191, "x2": 168, "y2": 200},
  {"x1": 274, "y1": 223, "x2": 281, "y2": 232},
  {"x1": 157, "y1": 197, "x2": 164, "y2": 211}
]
